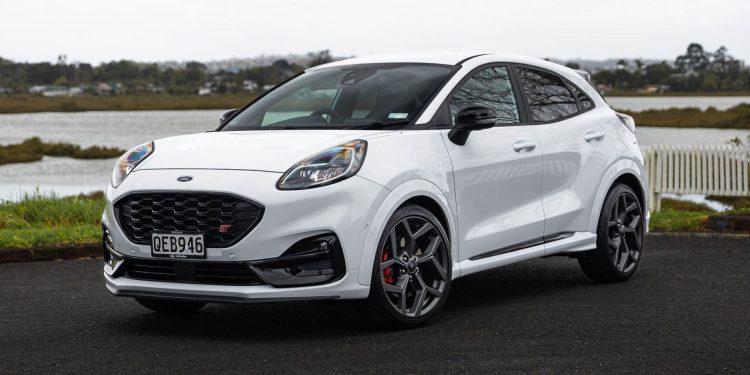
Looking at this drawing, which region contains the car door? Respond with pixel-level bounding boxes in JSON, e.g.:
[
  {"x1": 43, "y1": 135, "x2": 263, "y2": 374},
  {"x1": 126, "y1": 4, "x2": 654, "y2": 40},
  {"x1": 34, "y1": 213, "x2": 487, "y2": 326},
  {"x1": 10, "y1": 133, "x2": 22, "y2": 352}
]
[
  {"x1": 513, "y1": 66, "x2": 615, "y2": 244},
  {"x1": 440, "y1": 65, "x2": 545, "y2": 262}
]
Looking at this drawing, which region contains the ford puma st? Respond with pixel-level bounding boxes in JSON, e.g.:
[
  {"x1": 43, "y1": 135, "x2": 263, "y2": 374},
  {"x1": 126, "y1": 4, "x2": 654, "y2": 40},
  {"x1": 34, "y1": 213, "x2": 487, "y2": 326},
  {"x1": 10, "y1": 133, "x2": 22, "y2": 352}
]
[{"x1": 102, "y1": 51, "x2": 648, "y2": 327}]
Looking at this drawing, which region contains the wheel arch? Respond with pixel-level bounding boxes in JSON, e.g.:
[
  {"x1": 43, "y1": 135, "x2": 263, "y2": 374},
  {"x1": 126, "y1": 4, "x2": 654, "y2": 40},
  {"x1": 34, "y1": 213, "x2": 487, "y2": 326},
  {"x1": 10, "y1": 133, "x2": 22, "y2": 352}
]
[
  {"x1": 588, "y1": 159, "x2": 650, "y2": 233},
  {"x1": 613, "y1": 173, "x2": 646, "y2": 211},
  {"x1": 400, "y1": 196, "x2": 451, "y2": 242},
  {"x1": 357, "y1": 179, "x2": 458, "y2": 286}
]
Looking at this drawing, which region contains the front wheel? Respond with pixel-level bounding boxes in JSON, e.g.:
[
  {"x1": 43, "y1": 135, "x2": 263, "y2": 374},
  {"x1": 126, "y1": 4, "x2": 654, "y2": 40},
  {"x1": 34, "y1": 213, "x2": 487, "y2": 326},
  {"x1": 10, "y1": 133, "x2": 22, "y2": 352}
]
[
  {"x1": 135, "y1": 297, "x2": 206, "y2": 314},
  {"x1": 367, "y1": 204, "x2": 452, "y2": 328},
  {"x1": 579, "y1": 183, "x2": 645, "y2": 283}
]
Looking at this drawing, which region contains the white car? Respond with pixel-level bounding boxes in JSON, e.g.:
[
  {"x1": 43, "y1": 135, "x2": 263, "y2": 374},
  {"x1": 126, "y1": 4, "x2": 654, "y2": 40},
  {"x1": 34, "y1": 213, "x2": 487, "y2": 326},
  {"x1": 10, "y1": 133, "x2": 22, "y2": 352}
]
[{"x1": 103, "y1": 51, "x2": 648, "y2": 327}]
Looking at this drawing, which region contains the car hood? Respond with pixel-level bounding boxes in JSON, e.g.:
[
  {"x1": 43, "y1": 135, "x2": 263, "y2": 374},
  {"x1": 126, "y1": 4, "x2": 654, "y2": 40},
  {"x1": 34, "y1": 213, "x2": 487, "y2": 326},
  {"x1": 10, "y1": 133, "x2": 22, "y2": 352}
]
[{"x1": 137, "y1": 130, "x2": 395, "y2": 173}]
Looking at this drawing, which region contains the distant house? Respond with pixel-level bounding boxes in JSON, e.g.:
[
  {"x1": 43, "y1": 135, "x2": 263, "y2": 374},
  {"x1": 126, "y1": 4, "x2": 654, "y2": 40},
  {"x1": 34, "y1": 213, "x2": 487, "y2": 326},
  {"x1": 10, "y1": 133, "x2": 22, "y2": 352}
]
[
  {"x1": 28, "y1": 85, "x2": 73, "y2": 97},
  {"x1": 146, "y1": 83, "x2": 165, "y2": 94},
  {"x1": 0, "y1": 86, "x2": 10, "y2": 95},
  {"x1": 242, "y1": 80, "x2": 258, "y2": 91},
  {"x1": 638, "y1": 84, "x2": 670, "y2": 94},
  {"x1": 198, "y1": 83, "x2": 213, "y2": 96},
  {"x1": 95, "y1": 83, "x2": 113, "y2": 95},
  {"x1": 670, "y1": 70, "x2": 700, "y2": 80}
]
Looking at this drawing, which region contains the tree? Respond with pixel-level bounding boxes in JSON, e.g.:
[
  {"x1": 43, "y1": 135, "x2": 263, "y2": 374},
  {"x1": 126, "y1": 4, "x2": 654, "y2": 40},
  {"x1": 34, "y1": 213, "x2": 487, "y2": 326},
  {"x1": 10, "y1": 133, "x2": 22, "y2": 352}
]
[
  {"x1": 645, "y1": 62, "x2": 672, "y2": 84},
  {"x1": 53, "y1": 76, "x2": 69, "y2": 86},
  {"x1": 710, "y1": 46, "x2": 737, "y2": 75},
  {"x1": 675, "y1": 43, "x2": 710, "y2": 73},
  {"x1": 307, "y1": 50, "x2": 332, "y2": 68}
]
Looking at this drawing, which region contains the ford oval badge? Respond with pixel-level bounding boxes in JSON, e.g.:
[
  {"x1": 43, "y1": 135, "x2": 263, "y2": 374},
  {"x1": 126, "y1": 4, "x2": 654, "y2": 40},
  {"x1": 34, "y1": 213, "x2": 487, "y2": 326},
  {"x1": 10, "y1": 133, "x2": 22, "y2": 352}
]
[{"x1": 177, "y1": 176, "x2": 193, "y2": 182}]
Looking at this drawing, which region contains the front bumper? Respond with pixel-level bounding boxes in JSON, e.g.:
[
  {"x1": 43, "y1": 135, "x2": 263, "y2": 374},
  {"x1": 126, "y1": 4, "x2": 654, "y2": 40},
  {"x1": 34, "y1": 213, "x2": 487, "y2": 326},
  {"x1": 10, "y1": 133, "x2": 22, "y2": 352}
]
[
  {"x1": 105, "y1": 271, "x2": 368, "y2": 303},
  {"x1": 103, "y1": 168, "x2": 388, "y2": 301}
]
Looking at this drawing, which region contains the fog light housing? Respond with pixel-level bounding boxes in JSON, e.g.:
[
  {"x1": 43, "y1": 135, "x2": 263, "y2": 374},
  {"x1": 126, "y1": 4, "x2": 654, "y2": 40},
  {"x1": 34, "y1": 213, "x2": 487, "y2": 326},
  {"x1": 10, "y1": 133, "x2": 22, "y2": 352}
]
[
  {"x1": 102, "y1": 225, "x2": 124, "y2": 275},
  {"x1": 249, "y1": 233, "x2": 345, "y2": 287}
]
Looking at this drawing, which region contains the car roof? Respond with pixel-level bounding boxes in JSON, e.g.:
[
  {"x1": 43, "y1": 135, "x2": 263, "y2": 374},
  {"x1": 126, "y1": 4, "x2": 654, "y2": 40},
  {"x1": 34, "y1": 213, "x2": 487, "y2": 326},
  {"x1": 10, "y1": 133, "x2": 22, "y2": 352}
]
[{"x1": 308, "y1": 51, "x2": 556, "y2": 70}]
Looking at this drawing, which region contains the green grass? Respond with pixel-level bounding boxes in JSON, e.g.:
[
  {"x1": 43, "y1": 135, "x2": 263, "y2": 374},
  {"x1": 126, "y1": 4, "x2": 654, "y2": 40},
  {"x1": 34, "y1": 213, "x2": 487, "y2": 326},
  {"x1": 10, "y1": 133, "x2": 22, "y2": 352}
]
[
  {"x1": 621, "y1": 103, "x2": 750, "y2": 129},
  {"x1": 650, "y1": 209, "x2": 714, "y2": 231},
  {"x1": 0, "y1": 94, "x2": 254, "y2": 114},
  {"x1": 706, "y1": 195, "x2": 750, "y2": 209},
  {"x1": 0, "y1": 192, "x2": 104, "y2": 248},
  {"x1": 650, "y1": 196, "x2": 750, "y2": 231},
  {"x1": 0, "y1": 137, "x2": 124, "y2": 165},
  {"x1": 0, "y1": 225, "x2": 102, "y2": 249}
]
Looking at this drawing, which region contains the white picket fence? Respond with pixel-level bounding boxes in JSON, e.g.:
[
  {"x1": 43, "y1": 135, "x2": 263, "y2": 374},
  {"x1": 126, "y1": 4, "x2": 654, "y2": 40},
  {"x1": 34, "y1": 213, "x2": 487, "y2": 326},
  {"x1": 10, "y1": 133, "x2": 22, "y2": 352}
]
[{"x1": 643, "y1": 144, "x2": 750, "y2": 211}]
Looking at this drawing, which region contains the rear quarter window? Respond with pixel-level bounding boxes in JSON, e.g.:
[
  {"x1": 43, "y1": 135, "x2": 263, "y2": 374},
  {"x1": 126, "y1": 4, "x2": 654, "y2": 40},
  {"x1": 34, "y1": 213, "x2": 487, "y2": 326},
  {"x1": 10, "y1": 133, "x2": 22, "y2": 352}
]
[{"x1": 515, "y1": 67, "x2": 578, "y2": 122}]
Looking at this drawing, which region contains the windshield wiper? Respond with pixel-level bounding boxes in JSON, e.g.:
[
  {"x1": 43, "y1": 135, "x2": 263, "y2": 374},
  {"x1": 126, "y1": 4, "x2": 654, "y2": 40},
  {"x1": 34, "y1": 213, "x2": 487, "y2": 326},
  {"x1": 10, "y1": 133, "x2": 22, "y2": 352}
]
[{"x1": 344, "y1": 119, "x2": 411, "y2": 130}]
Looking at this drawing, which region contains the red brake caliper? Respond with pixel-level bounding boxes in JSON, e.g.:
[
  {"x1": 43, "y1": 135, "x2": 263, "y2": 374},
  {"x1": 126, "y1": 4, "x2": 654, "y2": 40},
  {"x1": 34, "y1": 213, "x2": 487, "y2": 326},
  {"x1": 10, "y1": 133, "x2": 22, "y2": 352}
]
[{"x1": 382, "y1": 248, "x2": 395, "y2": 284}]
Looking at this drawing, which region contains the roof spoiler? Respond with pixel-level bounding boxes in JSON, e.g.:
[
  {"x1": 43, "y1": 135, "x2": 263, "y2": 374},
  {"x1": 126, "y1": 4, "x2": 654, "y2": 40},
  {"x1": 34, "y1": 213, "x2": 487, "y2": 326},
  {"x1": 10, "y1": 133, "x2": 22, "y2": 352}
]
[{"x1": 574, "y1": 69, "x2": 592, "y2": 83}]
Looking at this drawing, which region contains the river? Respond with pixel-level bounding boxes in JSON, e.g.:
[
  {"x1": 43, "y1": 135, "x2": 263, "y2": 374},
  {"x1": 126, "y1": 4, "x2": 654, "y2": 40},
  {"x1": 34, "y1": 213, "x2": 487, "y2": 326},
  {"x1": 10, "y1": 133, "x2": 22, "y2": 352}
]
[{"x1": 1, "y1": 96, "x2": 749, "y2": 199}]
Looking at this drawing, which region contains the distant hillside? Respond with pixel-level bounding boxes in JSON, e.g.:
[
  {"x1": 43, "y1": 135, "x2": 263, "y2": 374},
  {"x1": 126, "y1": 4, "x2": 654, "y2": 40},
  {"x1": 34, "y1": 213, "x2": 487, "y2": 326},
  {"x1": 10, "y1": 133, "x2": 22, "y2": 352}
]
[
  {"x1": 548, "y1": 58, "x2": 668, "y2": 72},
  {"x1": 160, "y1": 53, "x2": 350, "y2": 74}
]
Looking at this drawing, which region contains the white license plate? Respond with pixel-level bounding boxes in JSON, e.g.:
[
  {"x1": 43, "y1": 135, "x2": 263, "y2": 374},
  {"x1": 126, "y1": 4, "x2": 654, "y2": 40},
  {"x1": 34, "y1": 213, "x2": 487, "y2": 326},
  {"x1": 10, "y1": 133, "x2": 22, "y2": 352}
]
[{"x1": 151, "y1": 233, "x2": 206, "y2": 259}]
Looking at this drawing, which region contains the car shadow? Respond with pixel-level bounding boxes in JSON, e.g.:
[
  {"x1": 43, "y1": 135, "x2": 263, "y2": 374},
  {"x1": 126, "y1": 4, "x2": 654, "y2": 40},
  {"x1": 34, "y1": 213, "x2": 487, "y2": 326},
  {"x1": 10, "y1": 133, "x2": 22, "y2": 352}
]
[{"x1": 114, "y1": 257, "x2": 595, "y2": 340}]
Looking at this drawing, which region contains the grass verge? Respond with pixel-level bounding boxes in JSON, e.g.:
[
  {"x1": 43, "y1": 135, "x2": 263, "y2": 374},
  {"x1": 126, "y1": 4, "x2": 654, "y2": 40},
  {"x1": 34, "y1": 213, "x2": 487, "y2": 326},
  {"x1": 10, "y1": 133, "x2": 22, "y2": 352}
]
[
  {"x1": 0, "y1": 192, "x2": 104, "y2": 248},
  {"x1": 650, "y1": 198, "x2": 750, "y2": 231},
  {"x1": 0, "y1": 94, "x2": 254, "y2": 114}
]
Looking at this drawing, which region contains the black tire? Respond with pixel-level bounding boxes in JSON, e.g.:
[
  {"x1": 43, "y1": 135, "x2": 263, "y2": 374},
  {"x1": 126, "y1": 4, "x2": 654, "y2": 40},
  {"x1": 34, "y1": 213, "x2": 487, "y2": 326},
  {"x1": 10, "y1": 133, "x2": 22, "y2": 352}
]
[
  {"x1": 579, "y1": 183, "x2": 645, "y2": 283},
  {"x1": 135, "y1": 297, "x2": 206, "y2": 314},
  {"x1": 367, "y1": 204, "x2": 452, "y2": 328}
]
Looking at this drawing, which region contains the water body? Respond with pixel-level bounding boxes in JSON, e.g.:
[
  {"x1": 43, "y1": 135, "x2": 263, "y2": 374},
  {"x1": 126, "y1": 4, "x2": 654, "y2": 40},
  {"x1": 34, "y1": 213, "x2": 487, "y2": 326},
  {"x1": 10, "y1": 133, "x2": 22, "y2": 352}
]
[{"x1": 2, "y1": 96, "x2": 749, "y2": 199}]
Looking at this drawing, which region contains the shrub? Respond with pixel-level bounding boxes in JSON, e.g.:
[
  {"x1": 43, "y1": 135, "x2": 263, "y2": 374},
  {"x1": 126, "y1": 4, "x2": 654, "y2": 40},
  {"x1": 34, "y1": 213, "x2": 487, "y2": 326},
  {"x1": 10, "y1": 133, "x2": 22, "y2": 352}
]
[{"x1": 0, "y1": 137, "x2": 124, "y2": 165}]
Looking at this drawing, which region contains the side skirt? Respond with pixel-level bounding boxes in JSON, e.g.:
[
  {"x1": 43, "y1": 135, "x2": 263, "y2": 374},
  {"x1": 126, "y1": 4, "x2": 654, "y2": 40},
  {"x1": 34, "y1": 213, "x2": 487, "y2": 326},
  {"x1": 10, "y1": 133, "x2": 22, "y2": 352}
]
[
  {"x1": 456, "y1": 232, "x2": 596, "y2": 278},
  {"x1": 469, "y1": 232, "x2": 574, "y2": 261}
]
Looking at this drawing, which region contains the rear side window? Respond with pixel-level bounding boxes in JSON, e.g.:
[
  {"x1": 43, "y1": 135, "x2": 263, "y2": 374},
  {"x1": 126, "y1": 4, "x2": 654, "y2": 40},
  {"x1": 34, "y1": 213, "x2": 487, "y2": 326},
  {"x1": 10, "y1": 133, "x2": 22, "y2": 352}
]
[
  {"x1": 449, "y1": 66, "x2": 520, "y2": 125},
  {"x1": 567, "y1": 82, "x2": 593, "y2": 110},
  {"x1": 515, "y1": 67, "x2": 578, "y2": 122}
]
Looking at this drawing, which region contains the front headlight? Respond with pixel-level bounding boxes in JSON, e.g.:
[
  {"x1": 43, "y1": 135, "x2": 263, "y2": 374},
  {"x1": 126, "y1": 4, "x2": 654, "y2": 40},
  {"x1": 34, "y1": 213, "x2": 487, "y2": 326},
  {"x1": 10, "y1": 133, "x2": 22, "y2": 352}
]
[
  {"x1": 111, "y1": 141, "x2": 154, "y2": 188},
  {"x1": 277, "y1": 140, "x2": 367, "y2": 190}
]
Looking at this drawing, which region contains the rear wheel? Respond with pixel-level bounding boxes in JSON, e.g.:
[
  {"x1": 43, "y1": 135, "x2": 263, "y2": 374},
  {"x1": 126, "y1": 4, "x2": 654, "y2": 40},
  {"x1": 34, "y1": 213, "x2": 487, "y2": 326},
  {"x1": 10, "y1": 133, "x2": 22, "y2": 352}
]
[
  {"x1": 368, "y1": 205, "x2": 451, "y2": 328},
  {"x1": 135, "y1": 297, "x2": 206, "y2": 314},
  {"x1": 579, "y1": 183, "x2": 644, "y2": 283}
]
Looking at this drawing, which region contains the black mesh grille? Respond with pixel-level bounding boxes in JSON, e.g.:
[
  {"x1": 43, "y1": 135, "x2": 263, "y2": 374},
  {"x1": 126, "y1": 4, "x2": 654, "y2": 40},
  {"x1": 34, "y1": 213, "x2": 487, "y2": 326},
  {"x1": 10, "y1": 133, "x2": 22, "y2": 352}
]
[
  {"x1": 115, "y1": 192, "x2": 263, "y2": 248},
  {"x1": 124, "y1": 258, "x2": 266, "y2": 286}
]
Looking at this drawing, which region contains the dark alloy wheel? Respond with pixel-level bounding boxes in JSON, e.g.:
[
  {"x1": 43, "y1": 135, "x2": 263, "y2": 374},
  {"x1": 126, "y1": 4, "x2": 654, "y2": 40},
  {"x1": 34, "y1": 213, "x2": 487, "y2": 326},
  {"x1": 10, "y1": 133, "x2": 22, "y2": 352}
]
[
  {"x1": 135, "y1": 297, "x2": 206, "y2": 314},
  {"x1": 579, "y1": 183, "x2": 644, "y2": 283},
  {"x1": 368, "y1": 205, "x2": 451, "y2": 327}
]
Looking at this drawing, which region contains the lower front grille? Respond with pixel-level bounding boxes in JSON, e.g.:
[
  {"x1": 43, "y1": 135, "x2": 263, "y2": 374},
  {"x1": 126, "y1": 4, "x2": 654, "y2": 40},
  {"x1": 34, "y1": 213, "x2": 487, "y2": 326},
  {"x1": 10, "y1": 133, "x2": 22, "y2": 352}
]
[{"x1": 124, "y1": 258, "x2": 266, "y2": 286}]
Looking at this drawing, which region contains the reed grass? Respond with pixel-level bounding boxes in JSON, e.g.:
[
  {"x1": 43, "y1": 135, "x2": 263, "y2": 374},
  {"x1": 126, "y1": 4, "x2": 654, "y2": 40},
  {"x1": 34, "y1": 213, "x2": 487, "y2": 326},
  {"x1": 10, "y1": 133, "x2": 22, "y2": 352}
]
[{"x1": 0, "y1": 137, "x2": 124, "y2": 165}]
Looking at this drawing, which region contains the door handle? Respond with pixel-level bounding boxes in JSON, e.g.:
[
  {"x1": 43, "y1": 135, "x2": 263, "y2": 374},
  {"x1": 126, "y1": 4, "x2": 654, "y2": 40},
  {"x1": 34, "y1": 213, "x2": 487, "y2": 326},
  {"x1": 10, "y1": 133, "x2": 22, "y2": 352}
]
[
  {"x1": 512, "y1": 141, "x2": 536, "y2": 152},
  {"x1": 584, "y1": 131, "x2": 605, "y2": 142}
]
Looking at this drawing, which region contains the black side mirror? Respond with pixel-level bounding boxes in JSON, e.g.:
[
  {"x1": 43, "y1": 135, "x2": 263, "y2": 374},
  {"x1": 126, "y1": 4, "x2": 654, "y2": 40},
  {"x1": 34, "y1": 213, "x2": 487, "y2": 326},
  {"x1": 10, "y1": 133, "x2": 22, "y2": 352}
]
[
  {"x1": 219, "y1": 108, "x2": 239, "y2": 124},
  {"x1": 448, "y1": 105, "x2": 496, "y2": 145}
]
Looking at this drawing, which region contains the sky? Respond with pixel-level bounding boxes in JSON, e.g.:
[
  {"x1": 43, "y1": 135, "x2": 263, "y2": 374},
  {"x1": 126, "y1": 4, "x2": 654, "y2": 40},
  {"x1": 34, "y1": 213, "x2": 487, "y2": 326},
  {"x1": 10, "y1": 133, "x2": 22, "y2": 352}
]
[{"x1": 0, "y1": 0, "x2": 748, "y2": 64}]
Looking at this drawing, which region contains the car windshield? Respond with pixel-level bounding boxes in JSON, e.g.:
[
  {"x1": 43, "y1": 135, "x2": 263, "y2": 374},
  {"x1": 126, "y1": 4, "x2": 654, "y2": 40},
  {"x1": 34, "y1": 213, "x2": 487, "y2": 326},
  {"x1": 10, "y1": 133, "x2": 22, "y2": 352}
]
[{"x1": 221, "y1": 63, "x2": 453, "y2": 130}]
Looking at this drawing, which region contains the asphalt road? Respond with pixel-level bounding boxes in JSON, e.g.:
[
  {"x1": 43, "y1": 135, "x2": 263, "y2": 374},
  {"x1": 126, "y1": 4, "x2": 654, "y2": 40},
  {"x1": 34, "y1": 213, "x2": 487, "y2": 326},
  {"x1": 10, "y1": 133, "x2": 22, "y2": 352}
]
[{"x1": 1, "y1": 234, "x2": 748, "y2": 374}]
